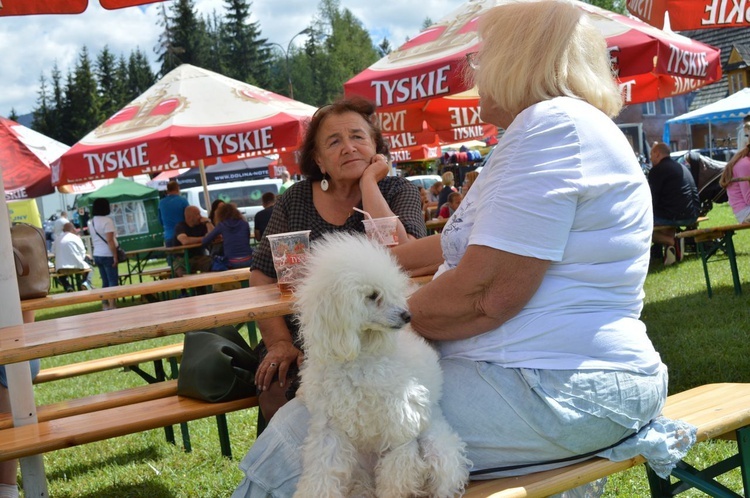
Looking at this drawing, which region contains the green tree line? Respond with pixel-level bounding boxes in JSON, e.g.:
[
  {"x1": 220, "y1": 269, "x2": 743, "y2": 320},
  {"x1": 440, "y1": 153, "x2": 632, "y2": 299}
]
[{"x1": 29, "y1": 0, "x2": 382, "y2": 146}]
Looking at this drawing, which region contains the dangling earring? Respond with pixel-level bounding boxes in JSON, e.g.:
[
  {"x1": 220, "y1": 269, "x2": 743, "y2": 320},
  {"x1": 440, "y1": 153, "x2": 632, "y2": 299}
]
[{"x1": 320, "y1": 173, "x2": 329, "y2": 192}]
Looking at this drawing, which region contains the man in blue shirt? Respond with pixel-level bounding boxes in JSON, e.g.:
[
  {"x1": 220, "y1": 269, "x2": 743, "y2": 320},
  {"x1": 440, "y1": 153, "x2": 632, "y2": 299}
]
[{"x1": 158, "y1": 180, "x2": 189, "y2": 247}]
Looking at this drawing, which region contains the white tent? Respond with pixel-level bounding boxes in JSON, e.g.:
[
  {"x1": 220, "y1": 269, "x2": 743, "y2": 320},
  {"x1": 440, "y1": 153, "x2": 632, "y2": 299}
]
[{"x1": 663, "y1": 87, "x2": 750, "y2": 144}]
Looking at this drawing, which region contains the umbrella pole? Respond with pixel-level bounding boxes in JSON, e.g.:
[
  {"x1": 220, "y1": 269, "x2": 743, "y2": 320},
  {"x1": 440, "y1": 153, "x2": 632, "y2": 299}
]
[
  {"x1": 199, "y1": 159, "x2": 211, "y2": 213},
  {"x1": 0, "y1": 171, "x2": 48, "y2": 496}
]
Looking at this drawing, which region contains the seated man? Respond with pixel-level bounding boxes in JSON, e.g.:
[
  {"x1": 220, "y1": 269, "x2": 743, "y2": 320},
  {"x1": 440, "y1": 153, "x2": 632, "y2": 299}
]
[
  {"x1": 253, "y1": 192, "x2": 276, "y2": 242},
  {"x1": 648, "y1": 142, "x2": 700, "y2": 266},
  {"x1": 174, "y1": 205, "x2": 214, "y2": 277},
  {"x1": 54, "y1": 222, "x2": 93, "y2": 291}
]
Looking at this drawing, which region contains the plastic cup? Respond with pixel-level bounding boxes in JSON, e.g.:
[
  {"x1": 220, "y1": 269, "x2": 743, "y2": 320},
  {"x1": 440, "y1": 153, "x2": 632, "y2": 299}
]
[
  {"x1": 362, "y1": 216, "x2": 399, "y2": 246},
  {"x1": 267, "y1": 230, "x2": 311, "y2": 295}
]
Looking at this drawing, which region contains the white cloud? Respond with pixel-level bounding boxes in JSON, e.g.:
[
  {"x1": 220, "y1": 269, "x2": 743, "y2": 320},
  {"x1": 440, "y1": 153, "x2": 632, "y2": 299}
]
[{"x1": 0, "y1": 0, "x2": 463, "y2": 117}]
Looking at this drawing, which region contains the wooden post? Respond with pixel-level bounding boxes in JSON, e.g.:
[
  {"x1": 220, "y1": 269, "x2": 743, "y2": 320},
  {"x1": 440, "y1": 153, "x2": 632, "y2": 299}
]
[{"x1": 0, "y1": 169, "x2": 48, "y2": 496}]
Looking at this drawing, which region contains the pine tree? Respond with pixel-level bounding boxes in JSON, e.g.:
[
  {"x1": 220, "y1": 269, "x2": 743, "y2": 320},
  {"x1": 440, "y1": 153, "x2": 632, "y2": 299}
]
[
  {"x1": 156, "y1": 0, "x2": 211, "y2": 76},
  {"x1": 8, "y1": 109, "x2": 18, "y2": 121},
  {"x1": 127, "y1": 48, "x2": 156, "y2": 101},
  {"x1": 378, "y1": 38, "x2": 392, "y2": 57},
  {"x1": 96, "y1": 46, "x2": 123, "y2": 119},
  {"x1": 204, "y1": 11, "x2": 227, "y2": 75},
  {"x1": 222, "y1": 0, "x2": 269, "y2": 86},
  {"x1": 32, "y1": 75, "x2": 52, "y2": 136},
  {"x1": 65, "y1": 47, "x2": 103, "y2": 143},
  {"x1": 316, "y1": 0, "x2": 379, "y2": 105}
]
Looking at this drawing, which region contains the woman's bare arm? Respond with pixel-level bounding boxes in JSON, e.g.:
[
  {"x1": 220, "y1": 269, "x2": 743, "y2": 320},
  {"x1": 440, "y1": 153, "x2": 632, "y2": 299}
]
[{"x1": 408, "y1": 244, "x2": 549, "y2": 340}]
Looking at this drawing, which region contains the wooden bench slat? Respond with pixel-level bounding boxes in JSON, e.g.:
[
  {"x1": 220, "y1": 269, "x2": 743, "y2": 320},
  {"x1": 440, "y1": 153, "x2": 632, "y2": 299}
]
[
  {"x1": 33, "y1": 343, "x2": 184, "y2": 384},
  {"x1": 0, "y1": 380, "x2": 179, "y2": 430},
  {"x1": 22, "y1": 267, "x2": 252, "y2": 311},
  {"x1": 0, "y1": 394, "x2": 258, "y2": 461},
  {"x1": 463, "y1": 383, "x2": 750, "y2": 497}
]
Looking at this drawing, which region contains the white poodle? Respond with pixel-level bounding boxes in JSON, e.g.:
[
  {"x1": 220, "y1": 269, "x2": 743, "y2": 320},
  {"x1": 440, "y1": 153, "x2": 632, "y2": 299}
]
[{"x1": 292, "y1": 233, "x2": 470, "y2": 498}]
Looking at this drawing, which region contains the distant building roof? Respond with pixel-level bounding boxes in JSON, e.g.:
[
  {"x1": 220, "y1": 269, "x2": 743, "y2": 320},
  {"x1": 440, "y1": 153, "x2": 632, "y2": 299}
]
[{"x1": 680, "y1": 27, "x2": 750, "y2": 112}]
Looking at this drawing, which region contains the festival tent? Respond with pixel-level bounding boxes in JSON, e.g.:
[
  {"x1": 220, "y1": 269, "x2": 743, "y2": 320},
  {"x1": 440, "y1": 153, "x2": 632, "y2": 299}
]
[
  {"x1": 663, "y1": 87, "x2": 750, "y2": 143},
  {"x1": 75, "y1": 178, "x2": 163, "y2": 250}
]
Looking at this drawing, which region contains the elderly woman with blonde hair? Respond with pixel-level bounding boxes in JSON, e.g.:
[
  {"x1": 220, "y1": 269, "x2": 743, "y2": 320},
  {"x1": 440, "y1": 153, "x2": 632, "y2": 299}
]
[{"x1": 231, "y1": 2, "x2": 694, "y2": 496}]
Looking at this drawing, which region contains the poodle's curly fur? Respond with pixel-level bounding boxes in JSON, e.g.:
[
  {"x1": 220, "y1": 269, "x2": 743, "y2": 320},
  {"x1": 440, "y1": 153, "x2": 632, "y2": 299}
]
[{"x1": 292, "y1": 233, "x2": 469, "y2": 498}]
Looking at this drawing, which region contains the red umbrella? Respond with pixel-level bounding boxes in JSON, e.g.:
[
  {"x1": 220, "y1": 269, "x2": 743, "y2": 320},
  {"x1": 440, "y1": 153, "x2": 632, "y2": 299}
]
[
  {"x1": 53, "y1": 64, "x2": 317, "y2": 187},
  {"x1": 346, "y1": 0, "x2": 723, "y2": 133},
  {"x1": 627, "y1": 0, "x2": 746, "y2": 30},
  {"x1": 0, "y1": 116, "x2": 97, "y2": 200},
  {"x1": 0, "y1": 0, "x2": 166, "y2": 16}
]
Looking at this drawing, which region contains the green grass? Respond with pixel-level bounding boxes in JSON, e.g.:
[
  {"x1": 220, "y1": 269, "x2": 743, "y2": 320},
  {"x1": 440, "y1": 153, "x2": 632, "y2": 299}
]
[{"x1": 19, "y1": 209, "x2": 750, "y2": 496}]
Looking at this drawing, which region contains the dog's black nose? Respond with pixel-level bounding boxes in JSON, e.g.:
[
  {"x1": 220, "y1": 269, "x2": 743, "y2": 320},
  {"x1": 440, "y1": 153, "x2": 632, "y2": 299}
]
[{"x1": 401, "y1": 311, "x2": 411, "y2": 323}]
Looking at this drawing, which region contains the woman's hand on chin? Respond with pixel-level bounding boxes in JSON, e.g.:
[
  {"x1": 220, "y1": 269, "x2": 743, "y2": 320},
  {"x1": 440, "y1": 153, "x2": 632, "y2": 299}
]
[{"x1": 361, "y1": 154, "x2": 390, "y2": 185}]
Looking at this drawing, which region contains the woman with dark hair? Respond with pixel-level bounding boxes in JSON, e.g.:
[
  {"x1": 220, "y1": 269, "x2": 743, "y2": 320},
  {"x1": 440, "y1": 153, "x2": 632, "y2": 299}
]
[
  {"x1": 249, "y1": 95, "x2": 426, "y2": 424},
  {"x1": 202, "y1": 202, "x2": 252, "y2": 269},
  {"x1": 88, "y1": 197, "x2": 119, "y2": 310},
  {"x1": 207, "y1": 198, "x2": 226, "y2": 257},
  {"x1": 209, "y1": 199, "x2": 226, "y2": 226}
]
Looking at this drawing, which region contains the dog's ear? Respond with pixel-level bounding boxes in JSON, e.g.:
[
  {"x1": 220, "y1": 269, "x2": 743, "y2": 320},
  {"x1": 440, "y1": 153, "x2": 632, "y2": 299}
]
[{"x1": 299, "y1": 291, "x2": 361, "y2": 363}]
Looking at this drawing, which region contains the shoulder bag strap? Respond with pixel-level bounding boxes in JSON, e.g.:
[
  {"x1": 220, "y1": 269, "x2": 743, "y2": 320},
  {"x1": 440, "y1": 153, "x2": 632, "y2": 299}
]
[
  {"x1": 13, "y1": 247, "x2": 29, "y2": 276},
  {"x1": 91, "y1": 219, "x2": 109, "y2": 245}
]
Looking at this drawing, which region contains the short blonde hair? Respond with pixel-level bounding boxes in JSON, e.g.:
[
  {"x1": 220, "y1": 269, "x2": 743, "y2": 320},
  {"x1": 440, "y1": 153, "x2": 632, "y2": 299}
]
[
  {"x1": 472, "y1": 0, "x2": 622, "y2": 118},
  {"x1": 442, "y1": 171, "x2": 454, "y2": 186}
]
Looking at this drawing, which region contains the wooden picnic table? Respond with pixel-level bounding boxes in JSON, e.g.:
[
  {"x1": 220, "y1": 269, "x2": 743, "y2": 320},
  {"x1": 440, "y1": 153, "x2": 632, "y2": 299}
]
[
  {"x1": 1, "y1": 273, "x2": 433, "y2": 493},
  {"x1": 425, "y1": 218, "x2": 448, "y2": 234},
  {"x1": 677, "y1": 222, "x2": 750, "y2": 297},
  {"x1": 1, "y1": 285, "x2": 291, "y2": 365},
  {"x1": 123, "y1": 242, "x2": 204, "y2": 283},
  {"x1": 4, "y1": 274, "x2": 434, "y2": 365}
]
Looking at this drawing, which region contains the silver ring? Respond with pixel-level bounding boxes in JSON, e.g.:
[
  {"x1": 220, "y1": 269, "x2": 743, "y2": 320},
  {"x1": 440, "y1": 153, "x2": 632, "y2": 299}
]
[{"x1": 269, "y1": 363, "x2": 278, "y2": 368}]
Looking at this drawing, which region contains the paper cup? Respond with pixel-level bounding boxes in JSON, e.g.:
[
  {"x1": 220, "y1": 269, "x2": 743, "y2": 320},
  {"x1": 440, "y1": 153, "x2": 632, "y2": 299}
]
[
  {"x1": 362, "y1": 216, "x2": 399, "y2": 246},
  {"x1": 267, "y1": 230, "x2": 311, "y2": 295}
]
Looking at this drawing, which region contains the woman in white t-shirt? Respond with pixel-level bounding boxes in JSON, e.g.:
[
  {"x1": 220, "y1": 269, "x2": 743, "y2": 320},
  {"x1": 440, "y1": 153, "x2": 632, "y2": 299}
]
[
  {"x1": 88, "y1": 197, "x2": 119, "y2": 310},
  {"x1": 231, "y1": 3, "x2": 694, "y2": 496}
]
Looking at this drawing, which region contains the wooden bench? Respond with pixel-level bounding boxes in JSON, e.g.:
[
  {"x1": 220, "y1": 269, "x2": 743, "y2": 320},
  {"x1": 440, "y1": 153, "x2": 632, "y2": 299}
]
[
  {"x1": 50, "y1": 268, "x2": 92, "y2": 291},
  {"x1": 464, "y1": 383, "x2": 750, "y2": 497},
  {"x1": 22, "y1": 267, "x2": 252, "y2": 312},
  {"x1": 0, "y1": 384, "x2": 258, "y2": 461},
  {"x1": 677, "y1": 222, "x2": 750, "y2": 297},
  {"x1": 653, "y1": 216, "x2": 709, "y2": 257},
  {"x1": 34, "y1": 342, "x2": 184, "y2": 384},
  {"x1": 653, "y1": 216, "x2": 709, "y2": 233}
]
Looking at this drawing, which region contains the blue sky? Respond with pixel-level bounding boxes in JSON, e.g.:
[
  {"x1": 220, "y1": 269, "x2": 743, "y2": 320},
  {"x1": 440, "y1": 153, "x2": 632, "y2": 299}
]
[{"x1": 1, "y1": 0, "x2": 464, "y2": 117}]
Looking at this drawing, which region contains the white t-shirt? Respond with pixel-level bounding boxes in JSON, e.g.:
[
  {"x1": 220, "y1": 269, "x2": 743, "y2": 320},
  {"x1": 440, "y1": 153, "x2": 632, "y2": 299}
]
[
  {"x1": 54, "y1": 232, "x2": 90, "y2": 270},
  {"x1": 89, "y1": 215, "x2": 116, "y2": 258},
  {"x1": 437, "y1": 97, "x2": 663, "y2": 375}
]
